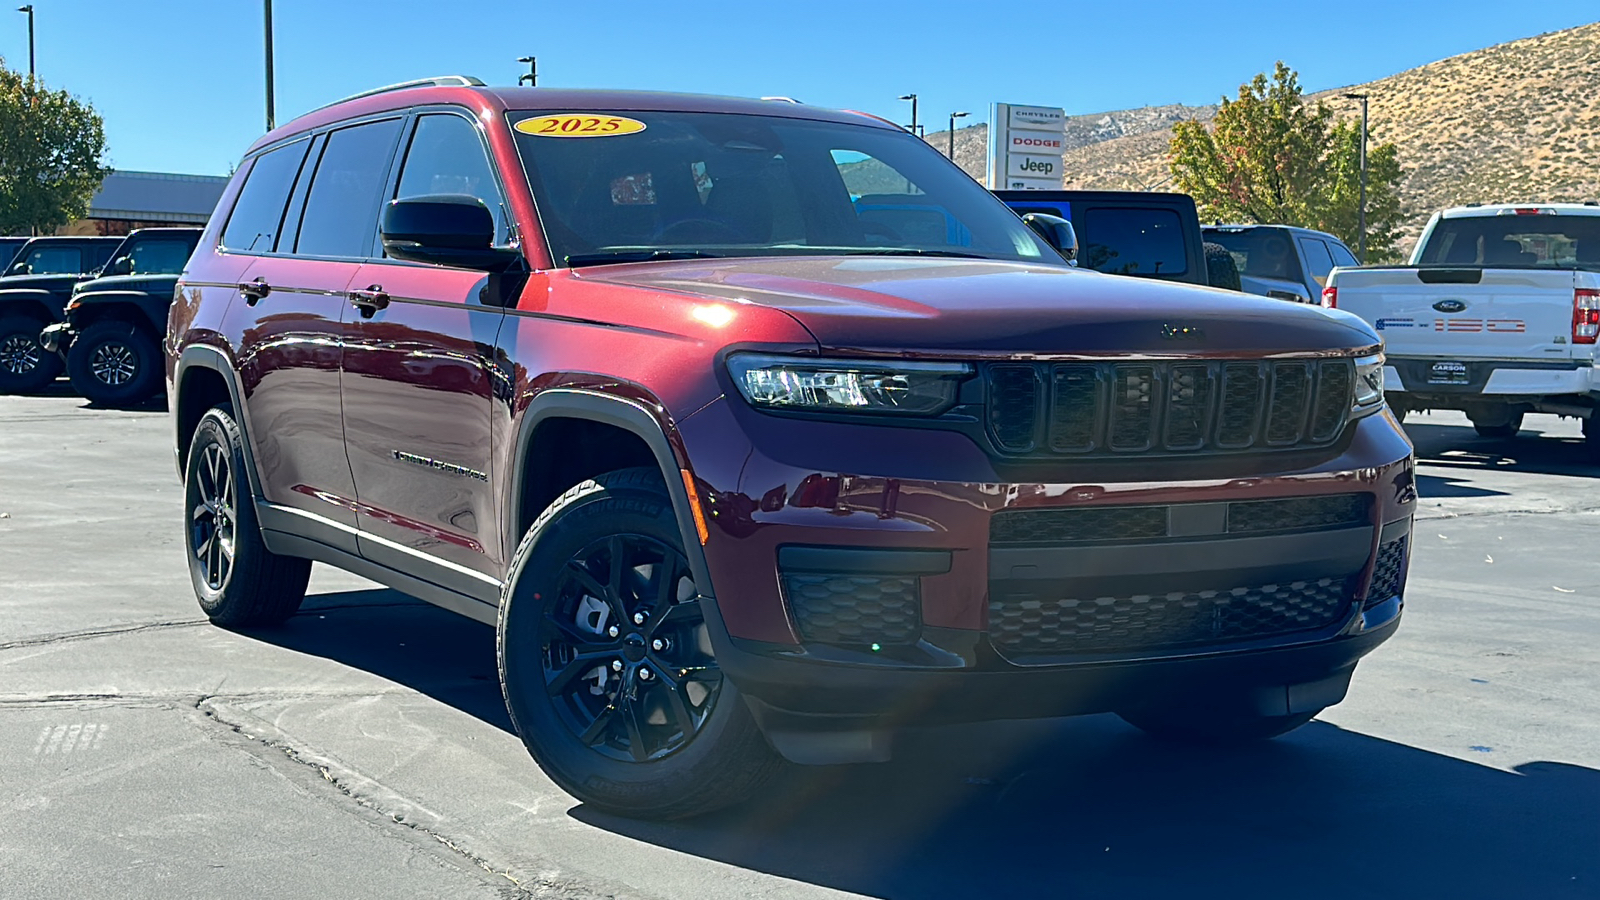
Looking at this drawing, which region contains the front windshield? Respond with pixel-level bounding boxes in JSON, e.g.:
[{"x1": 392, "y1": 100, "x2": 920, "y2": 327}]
[
  {"x1": 124, "y1": 239, "x2": 193, "y2": 275},
  {"x1": 508, "y1": 110, "x2": 1056, "y2": 267}
]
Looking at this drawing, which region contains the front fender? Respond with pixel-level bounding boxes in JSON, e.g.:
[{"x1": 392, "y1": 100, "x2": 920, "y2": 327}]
[{"x1": 0, "y1": 288, "x2": 60, "y2": 322}]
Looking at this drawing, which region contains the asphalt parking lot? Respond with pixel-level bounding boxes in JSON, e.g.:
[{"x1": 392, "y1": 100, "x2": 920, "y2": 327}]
[{"x1": 2, "y1": 389, "x2": 1597, "y2": 900}]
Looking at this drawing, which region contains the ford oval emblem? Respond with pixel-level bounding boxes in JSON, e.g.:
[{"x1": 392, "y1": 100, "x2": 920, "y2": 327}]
[{"x1": 1433, "y1": 299, "x2": 1467, "y2": 313}]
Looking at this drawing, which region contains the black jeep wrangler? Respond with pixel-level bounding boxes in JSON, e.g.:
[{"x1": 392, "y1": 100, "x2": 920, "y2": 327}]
[
  {"x1": 40, "y1": 228, "x2": 202, "y2": 405},
  {"x1": 0, "y1": 235, "x2": 123, "y2": 394}
]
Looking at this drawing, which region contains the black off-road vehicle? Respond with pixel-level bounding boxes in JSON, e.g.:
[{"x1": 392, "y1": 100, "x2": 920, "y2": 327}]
[
  {"x1": 0, "y1": 235, "x2": 123, "y2": 393},
  {"x1": 40, "y1": 228, "x2": 202, "y2": 405}
]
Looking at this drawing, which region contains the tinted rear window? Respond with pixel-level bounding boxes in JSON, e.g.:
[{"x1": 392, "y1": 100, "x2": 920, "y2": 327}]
[
  {"x1": 1077, "y1": 207, "x2": 1187, "y2": 276},
  {"x1": 1418, "y1": 214, "x2": 1600, "y2": 268},
  {"x1": 1205, "y1": 229, "x2": 1304, "y2": 281},
  {"x1": 222, "y1": 139, "x2": 310, "y2": 253},
  {"x1": 295, "y1": 118, "x2": 403, "y2": 258}
]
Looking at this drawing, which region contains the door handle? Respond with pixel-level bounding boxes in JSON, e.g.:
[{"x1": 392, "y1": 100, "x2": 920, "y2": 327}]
[
  {"x1": 349, "y1": 284, "x2": 390, "y2": 319},
  {"x1": 238, "y1": 277, "x2": 271, "y2": 306}
]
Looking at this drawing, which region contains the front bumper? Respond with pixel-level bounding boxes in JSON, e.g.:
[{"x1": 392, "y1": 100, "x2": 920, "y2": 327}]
[
  {"x1": 676, "y1": 396, "x2": 1416, "y2": 759},
  {"x1": 39, "y1": 321, "x2": 74, "y2": 355}
]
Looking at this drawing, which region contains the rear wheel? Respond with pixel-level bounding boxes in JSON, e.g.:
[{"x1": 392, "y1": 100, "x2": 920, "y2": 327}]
[
  {"x1": 0, "y1": 314, "x2": 63, "y2": 394},
  {"x1": 1472, "y1": 411, "x2": 1524, "y2": 438},
  {"x1": 1120, "y1": 702, "x2": 1319, "y2": 744},
  {"x1": 184, "y1": 405, "x2": 311, "y2": 627},
  {"x1": 67, "y1": 320, "x2": 162, "y2": 406},
  {"x1": 497, "y1": 468, "x2": 781, "y2": 819}
]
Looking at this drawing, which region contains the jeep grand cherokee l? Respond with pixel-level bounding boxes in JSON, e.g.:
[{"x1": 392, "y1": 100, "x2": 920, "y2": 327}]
[{"x1": 167, "y1": 77, "x2": 1416, "y2": 820}]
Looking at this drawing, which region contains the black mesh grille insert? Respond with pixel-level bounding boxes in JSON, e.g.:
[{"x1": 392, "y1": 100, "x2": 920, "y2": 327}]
[
  {"x1": 784, "y1": 574, "x2": 921, "y2": 646},
  {"x1": 1227, "y1": 494, "x2": 1371, "y2": 534},
  {"x1": 988, "y1": 576, "x2": 1351, "y2": 657},
  {"x1": 988, "y1": 365, "x2": 1038, "y2": 453},
  {"x1": 1365, "y1": 536, "x2": 1407, "y2": 608},
  {"x1": 984, "y1": 359, "x2": 1354, "y2": 458},
  {"x1": 991, "y1": 506, "x2": 1169, "y2": 545}
]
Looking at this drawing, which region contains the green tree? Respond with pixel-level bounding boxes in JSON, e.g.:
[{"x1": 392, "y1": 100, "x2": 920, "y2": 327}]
[
  {"x1": 0, "y1": 62, "x2": 110, "y2": 234},
  {"x1": 1170, "y1": 62, "x2": 1404, "y2": 261}
]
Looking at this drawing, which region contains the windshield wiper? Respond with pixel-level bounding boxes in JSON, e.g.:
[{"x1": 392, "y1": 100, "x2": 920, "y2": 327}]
[
  {"x1": 564, "y1": 249, "x2": 723, "y2": 267},
  {"x1": 837, "y1": 248, "x2": 993, "y2": 260}
]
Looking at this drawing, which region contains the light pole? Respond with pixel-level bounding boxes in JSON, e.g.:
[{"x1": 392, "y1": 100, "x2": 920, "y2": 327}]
[
  {"x1": 898, "y1": 93, "x2": 918, "y2": 137},
  {"x1": 947, "y1": 111, "x2": 968, "y2": 160},
  {"x1": 517, "y1": 56, "x2": 537, "y2": 86},
  {"x1": 16, "y1": 5, "x2": 32, "y2": 79},
  {"x1": 1343, "y1": 92, "x2": 1369, "y2": 263},
  {"x1": 264, "y1": 0, "x2": 276, "y2": 131}
]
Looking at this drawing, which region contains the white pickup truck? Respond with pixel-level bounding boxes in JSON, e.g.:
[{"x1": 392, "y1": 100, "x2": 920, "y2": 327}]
[{"x1": 1326, "y1": 203, "x2": 1600, "y2": 458}]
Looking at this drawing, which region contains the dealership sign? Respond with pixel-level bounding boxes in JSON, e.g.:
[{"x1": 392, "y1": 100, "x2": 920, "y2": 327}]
[{"x1": 987, "y1": 103, "x2": 1065, "y2": 190}]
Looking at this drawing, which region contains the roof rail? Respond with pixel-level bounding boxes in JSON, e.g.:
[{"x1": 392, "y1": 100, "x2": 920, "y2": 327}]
[{"x1": 308, "y1": 75, "x2": 486, "y2": 116}]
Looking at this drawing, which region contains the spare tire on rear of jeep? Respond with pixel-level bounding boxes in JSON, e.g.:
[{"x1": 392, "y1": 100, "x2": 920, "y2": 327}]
[{"x1": 1204, "y1": 241, "x2": 1242, "y2": 292}]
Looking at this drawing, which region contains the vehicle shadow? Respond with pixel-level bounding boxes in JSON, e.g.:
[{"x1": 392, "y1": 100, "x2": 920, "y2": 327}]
[
  {"x1": 577, "y1": 716, "x2": 1600, "y2": 899},
  {"x1": 1415, "y1": 472, "x2": 1508, "y2": 498},
  {"x1": 261, "y1": 590, "x2": 1599, "y2": 899},
  {"x1": 1405, "y1": 419, "x2": 1595, "y2": 478}
]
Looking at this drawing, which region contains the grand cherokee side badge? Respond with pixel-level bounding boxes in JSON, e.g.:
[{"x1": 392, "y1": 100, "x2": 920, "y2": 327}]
[
  {"x1": 1433, "y1": 299, "x2": 1467, "y2": 313},
  {"x1": 1161, "y1": 324, "x2": 1204, "y2": 340}
]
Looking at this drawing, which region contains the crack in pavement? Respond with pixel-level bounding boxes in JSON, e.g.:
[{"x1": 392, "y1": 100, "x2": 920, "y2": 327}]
[
  {"x1": 188, "y1": 697, "x2": 641, "y2": 900},
  {"x1": 0, "y1": 619, "x2": 210, "y2": 651}
]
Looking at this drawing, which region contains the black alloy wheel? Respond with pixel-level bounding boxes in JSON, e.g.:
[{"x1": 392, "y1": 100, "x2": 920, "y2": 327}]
[
  {"x1": 0, "y1": 315, "x2": 63, "y2": 394},
  {"x1": 190, "y1": 442, "x2": 237, "y2": 591},
  {"x1": 542, "y1": 533, "x2": 721, "y2": 763}
]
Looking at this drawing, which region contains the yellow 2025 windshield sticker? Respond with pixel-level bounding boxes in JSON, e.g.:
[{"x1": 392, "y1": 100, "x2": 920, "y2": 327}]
[{"x1": 515, "y1": 114, "x2": 646, "y2": 137}]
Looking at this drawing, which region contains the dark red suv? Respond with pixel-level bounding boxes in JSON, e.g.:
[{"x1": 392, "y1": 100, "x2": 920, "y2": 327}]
[{"x1": 167, "y1": 77, "x2": 1415, "y2": 819}]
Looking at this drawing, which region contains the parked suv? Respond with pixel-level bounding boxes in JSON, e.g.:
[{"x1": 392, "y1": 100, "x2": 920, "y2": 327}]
[
  {"x1": 1204, "y1": 224, "x2": 1361, "y2": 303},
  {"x1": 40, "y1": 227, "x2": 203, "y2": 405},
  {"x1": 0, "y1": 235, "x2": 123, "y2": 393},
  {"x1": 168, "y1": 78, "x2": 1416, "y2": 820}
]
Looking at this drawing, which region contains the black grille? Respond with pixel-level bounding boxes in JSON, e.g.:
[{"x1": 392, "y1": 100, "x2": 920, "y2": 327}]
[
  {"x1": 990, "y1": 494, "x2": 1371, "y2": 546},
  {"x1": 783, "y1": 574, "x2": 921, "y2": 646},
  {"x1": 1365, "y1": 537, "x2": 1407, "y2": 608},
  {"x1": 1227, "y1": 494, "x2": 1371, "y2": 534},
  {"x1": 983, "y1": 359, "x2": 1355, "y2": 458},
  {"x1": 988, "y1": 576, "x2": 1351, "y2": 657}
]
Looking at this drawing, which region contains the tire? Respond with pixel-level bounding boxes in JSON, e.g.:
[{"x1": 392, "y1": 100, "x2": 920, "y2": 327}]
[
  {"x1": 1472, "y1": 411, "x2": 1524, "y2": 438},
  {"x1": 183, "y1": 405, "x2": 311, "y2": 627},
  {"x1": 1203, "y1": 241, "x2": 1242, "y2": 292},
  {"x1": 497, "y1": 467, "x2": 781, "y2": 819},
  {"x1": 1119, "y1": 703, "x2": 1319, "y2": 744},
  {"x1": 67, "y1": 320, "x2": 162, "y2": 406},
  {"x1": 0, "y1": 314, "x2": 64, "y2": 394}
]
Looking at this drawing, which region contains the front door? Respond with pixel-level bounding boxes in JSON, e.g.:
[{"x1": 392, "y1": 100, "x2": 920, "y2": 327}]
[{"x1": 341, "y1": 112, "x2": 514, "y2": 599}]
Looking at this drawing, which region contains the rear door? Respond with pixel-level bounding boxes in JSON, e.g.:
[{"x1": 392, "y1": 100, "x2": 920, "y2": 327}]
[{"x1": 341, "y1": 110, "x2": 513, "y2": 597}]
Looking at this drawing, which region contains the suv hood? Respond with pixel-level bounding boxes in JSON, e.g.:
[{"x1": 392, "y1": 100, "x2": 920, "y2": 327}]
[
  {"x1": 584, "y1": 256, "x2": 1379, "y2": 356},
  {"x1": 73, "y1": 273, "x2": 179, "y2": 295},
  {"x1": 0, "y1": 272, "x2": 83, "y2": 292}
]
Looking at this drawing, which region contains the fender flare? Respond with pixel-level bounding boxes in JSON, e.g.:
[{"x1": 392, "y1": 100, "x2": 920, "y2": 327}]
[
  {"x1": 69, "y1": 291, "x2": 168, "y2": 334},
  {"x1": 172, "y1": 343, "x2": 265, "y2": 502},
  {"x1": 507, "y1": 388, "x2": 715, "y2": 598}
]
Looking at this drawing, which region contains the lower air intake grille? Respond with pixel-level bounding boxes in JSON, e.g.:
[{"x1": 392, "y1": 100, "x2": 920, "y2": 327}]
[
  {"x1": 1365, "y1": 537, "x2": 1408, "y2": 608},
  {"x1": 988, "y1": 576, "x2": 1351, "y2": 657},
  {"x1": 784, "y1": 574, "x2": 921, "y2": 646}
]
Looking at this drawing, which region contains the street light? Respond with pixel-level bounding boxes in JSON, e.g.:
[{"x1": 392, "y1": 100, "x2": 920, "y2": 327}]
[
  {"x1": 947, "y1": 111, "x2": 968, "y2": 160},
  {"x1": 1343, "y1": 92, "x2": 1369, "y2": 263},
  {"x1": 263, "y1": 0, "x2": 276, "y2": 131},
  {"x1": 898, "y1": 93, "x2": 918, "y2": 137},
  {"x1": 517, "y1": 56, "x2": 537, "y2": 86},
  {"x1": 16, "y1": 4, "x2": 32, "y2": 79}
]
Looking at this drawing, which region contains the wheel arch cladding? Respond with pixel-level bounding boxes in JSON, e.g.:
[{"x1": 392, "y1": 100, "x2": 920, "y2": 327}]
[
  {"x1": 173, "y1": 346, "x2": 264, "y2": 501},
  {"x1": 509, "y1": 389, "x2": 715, "y2": 598}
]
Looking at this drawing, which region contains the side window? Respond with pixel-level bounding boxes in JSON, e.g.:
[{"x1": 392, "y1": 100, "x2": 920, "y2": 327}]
[
  {"x1": 22, "y1": 246, "x2": 82, "y2": 274},
  {"x1": 1328, "y1": 240, "x2": 1359, "y2": 267},
  {"x1": 1298, "y1": 237, "x2": 1336, "y2": 286},
  {"x1": 394, "y1": 114, "x2": 508, "y2": 244},
  {"x1": 1077, "y1": 207, "x2": 1187, "y2": 276},
  {"x1": 295, "y1": 118, "x2": 404, "y2": 258},
  {"x1": 221, "y1": 140, "x2": 310, "y2": 252}
]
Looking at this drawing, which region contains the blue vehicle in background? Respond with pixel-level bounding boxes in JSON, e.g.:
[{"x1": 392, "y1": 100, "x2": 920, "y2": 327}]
[{"x1": 1203, "y1": 224, "x2": 1361, "y2": 303}]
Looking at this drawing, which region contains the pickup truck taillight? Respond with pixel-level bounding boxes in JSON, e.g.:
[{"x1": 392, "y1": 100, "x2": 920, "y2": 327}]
[
  {"x1": 1575, "y1": 288, "x2": 1600, "y2": 344},
  {"x1": 1321, "y1": 286, "x2": 1337, "y2": 308}
]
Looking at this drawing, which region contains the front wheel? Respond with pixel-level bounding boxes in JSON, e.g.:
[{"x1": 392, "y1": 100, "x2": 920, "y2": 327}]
[
  {"x1": 1119, "y1": 703, "x2": 1319, "y2": 744},
  {"x1": 497, "y1": 468, "x2": 781, "y2": 819},
  {"x1": 67, "y1": 320, "x2": 162, "y2": 406},
  {"x1": 0, "y1": 315, "x2": 64, "y2": 394}
]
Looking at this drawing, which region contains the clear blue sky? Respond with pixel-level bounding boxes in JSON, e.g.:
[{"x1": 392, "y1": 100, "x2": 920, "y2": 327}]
[{"x1": 4, "y1": 1, "x2": 1594, "y2": 176}]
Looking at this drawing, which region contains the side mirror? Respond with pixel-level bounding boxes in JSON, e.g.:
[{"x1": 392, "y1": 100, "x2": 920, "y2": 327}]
[
  {"x1": 108, "y1": 255, "x2": 132, "y2": 276},
  {"x1": 381, "y1": 195, "x2": 520, "y2": 272},
  {"x1": 1022, "y1": 213, "x2": 1077, "y2": 263}
]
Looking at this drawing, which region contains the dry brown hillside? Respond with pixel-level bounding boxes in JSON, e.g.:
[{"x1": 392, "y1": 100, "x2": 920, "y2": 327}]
[{"x1": 926, "y1": 22, "x2": 1600, "y2": 250}]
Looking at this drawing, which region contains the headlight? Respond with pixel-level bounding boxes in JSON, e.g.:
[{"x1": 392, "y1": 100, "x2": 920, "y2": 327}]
[
  {"x1": 1352, "y1": 352, "x2": 1385, "y2": 416},
  {"x1": 728, "y1": 353, "x2": 972, "y2": 416}
]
